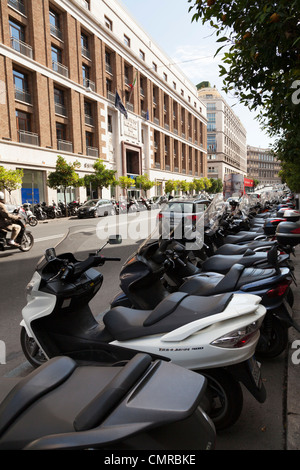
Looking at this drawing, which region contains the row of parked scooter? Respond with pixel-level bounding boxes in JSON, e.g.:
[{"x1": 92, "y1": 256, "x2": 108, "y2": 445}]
[{"x1": 0, "y1": 190, "x2": 299, "y2": 450}]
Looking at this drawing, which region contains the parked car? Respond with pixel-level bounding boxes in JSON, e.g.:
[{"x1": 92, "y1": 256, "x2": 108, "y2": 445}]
[
  {"x1": 157, "y1": 197, "x2": 210, "y2": 236},
  {"x1": 77, "y1": 199, "x2": 116, "y2": 218}
]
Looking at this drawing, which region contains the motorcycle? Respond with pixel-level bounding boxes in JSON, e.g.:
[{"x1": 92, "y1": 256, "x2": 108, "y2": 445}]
[
  {"x1": 20, "y1": 227, "x2": 267, "y2": 430},
  {"x1": 33, "y1": 203, "x2": 47, "y2": 221},
  {"x1": 0, "y1": 353, "x2": 216, "y2": 450},
  {"x1": 0, "y1": 207, "x2": 34, "y2": 252},
  {"x1": 22, "y1": 203, "x2": 38, "y2": 227}
]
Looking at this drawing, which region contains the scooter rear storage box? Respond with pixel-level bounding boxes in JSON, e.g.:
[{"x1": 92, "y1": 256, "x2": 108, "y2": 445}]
[
  {"x1": 276, "y1": 221, "x2": 300, "y2": 247},
  {"x1": 264, "y1": 218, "x2": 285, "y2": 236}
]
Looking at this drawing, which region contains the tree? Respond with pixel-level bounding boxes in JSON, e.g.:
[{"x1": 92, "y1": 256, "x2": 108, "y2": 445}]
[
  {"x1": 118, "y1": 175, "x2": 135, "y2": 197},
  {"x1": 47, "y1": 156, "x2": 81, "y2": 214},
  {"x1": 0, "y1": 167, "x2": 23, "y2": 200},
  {"x1": 135, "y1": 173, "x2": 156, "y2": 196},
  {"x1": 188, "y1": 0, "x2": 300, "y2": 170},
  {"x1": 83, "y1": 159, "x2": 116, "y2": 198},
  {"x1": 208, "y1": 178, "x2": 223, "y2": 193}
]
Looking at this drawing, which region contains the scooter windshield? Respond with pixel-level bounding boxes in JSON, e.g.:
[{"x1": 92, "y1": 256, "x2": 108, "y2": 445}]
[
  {"x1": 203, "y1": 193, "x2": 226, "y2": 229},
  {"x1": 36, "y1": 225, "x2": 103, "y2": 271}
]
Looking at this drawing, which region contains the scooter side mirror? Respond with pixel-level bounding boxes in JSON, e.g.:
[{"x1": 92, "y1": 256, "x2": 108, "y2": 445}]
[
  {"x1": 45, "y1": 248, "x2": 56, "y2": 261},
  {"x1": 108, "y1": 234, "x2": 122, "y2": 245}
]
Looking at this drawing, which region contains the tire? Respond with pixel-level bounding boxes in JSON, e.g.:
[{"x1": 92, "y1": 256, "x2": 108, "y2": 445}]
[
  {"x1": 287, "y1": 287, "x2": 294, "y2": 308},
  {"x1": 19, "y1": 232, "x2": 34, "y2": 252},
  {"x1": 109, "y1": 207, "x2": 116, "y2": 216},
  {"x1": 199, "y1": 368, "x2": 243, "y2": 431},
  {"x1": 20, "y1": 327, "x2": 47, "y2": 368},
  {"x1": 28, "y1": 216, "x2": 38, "y2": 227},
  {"x1": 256, "y1": 314, "x2": 288, "y2": 359}
]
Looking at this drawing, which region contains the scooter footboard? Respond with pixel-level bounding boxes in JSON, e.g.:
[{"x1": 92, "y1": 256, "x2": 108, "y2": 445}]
[{"x1": 227, "y1": 357, "x2": 266, "y2": 403}]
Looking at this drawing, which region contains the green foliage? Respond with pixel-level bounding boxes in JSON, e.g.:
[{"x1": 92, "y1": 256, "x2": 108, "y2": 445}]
[
  {"x1": 118, "y1": 175, "x2": 135, "y2": 192},
  {"x1": 188, "y1": 0, "x2": 300, "y2": 171},
  {"x1": 0, "y1": 166, "x2": 23, "y2": 196},
  {"x1": 135, "y1": 173, "x2": 156, "y2": 194},
  {"x1": 47, "y1": 156, "x2": 81, "y2": 190},
  {"x1": 278, "y1": 160, "x2": 300, "y2": 192},
  {"x1": 208, "y1": 178, "x2": 223, "y2": 193},
  {"x1": 83, "y1": 159, "x2": 117, "y2": 196}
]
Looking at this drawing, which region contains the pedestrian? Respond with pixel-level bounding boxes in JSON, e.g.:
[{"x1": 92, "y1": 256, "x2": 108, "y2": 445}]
[{"x1": 0, "y1": 191, "x2": 21, "y2": 246}]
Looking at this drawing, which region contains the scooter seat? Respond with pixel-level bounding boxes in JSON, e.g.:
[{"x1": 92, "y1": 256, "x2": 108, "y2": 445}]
[
  {"x1": 215, "y1": 240, "x2": 277, "y2": 255},
  {"x1": 179, "y1": 264, "x2": 245, "y2": 296},
  {"x1": 201, "y1": 252, "x2": 268, "y2": 274},
  {"x1": 224, "y1": 232, "x2": 266, "y2": 244},
  {"x1": 104, "y1": 292, "x2": 233, "y2": 341},
  {"x1": 0, "y1": 356, "x2": 76, "y2": 437}
]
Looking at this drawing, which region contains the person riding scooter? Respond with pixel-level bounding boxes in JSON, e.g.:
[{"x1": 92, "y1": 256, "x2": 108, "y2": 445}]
[{"x1": 0, "y1": 191, "x2": 21, "y2": 247}]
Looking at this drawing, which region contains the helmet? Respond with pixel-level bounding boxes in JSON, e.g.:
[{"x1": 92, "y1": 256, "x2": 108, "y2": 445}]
[{"x1": 0, "y1": 191, "x2": 4, "y2": 200}]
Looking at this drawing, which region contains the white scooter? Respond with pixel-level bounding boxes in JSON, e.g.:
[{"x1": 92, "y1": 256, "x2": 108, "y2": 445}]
[{"x1": 20, "y1": 227, "x2": 267, "y2": 430}]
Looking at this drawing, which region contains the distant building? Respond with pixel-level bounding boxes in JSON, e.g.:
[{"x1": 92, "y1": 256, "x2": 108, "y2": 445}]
[
  {"x1": 197, "y1": 84, "x2": 247, "y2": 182},
  {"x1": 247, "y1": 145, "x2": 281, "y2": 186},
  {"x1": 0, "y1": 0, "x2": 207, "y2": 204}
]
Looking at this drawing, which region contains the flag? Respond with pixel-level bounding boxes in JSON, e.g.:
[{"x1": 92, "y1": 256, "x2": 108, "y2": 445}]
[
  {"x1": 146, "y1": 109, "x2": 149, "y2": 120},
  {"x1": 114, "y1": 91, "x2": 128, "y2": 119},
  {"x1": 128, "y1": 70, "x2": 138, "y2": 103}
]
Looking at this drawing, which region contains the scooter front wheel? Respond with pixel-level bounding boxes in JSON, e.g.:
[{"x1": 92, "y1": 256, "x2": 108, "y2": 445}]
[
  {"x1": 256, "y1": 314, "x2": 288, "y2": 359},
  {"x1": 19, "y1": 232, "x2": 34, "y2": 252},
  {"x1": 20, "y1": 327, "x2": 47, "y2": 368},
  {"x1": 200, "y1": 368, "x2": 243, "y2": 431}
]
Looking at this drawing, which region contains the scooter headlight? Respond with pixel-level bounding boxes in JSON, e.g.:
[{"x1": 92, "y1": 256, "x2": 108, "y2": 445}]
[{"x1": 211, "y1": 321, "x2": 261, "y2": 349}]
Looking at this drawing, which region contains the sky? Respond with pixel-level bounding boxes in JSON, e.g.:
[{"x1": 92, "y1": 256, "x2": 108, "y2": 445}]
[{"x1": 119, "y1": 0, "x2": 275, "y2": 149}]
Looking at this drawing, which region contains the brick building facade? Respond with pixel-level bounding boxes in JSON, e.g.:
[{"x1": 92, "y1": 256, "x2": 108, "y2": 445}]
[{"x1": 0, "y1": 0, "x2": 207, "y2": 204}]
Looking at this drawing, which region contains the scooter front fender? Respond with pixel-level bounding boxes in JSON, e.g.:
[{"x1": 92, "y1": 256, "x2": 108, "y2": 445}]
[
  {"x1": 227, "y1": 356, "x2": 266, "y2": 403},
  {"x1": 274, "y1": 300, "x2": 300, "y2": 333}
]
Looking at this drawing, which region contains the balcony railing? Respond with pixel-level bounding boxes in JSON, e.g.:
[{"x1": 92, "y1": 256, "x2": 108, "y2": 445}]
[
  {"x1": 83, "y1": 78, "x2": 95, "y2": 92},
  {"x1": 85, "y1": 114, "x2": 94, "y2": 126},
  {"x1": 87, "y1": 146, "x2": 98, "y2": 158},
  {"x1": 8, "y1": 0, "x2": 25, "y2": 15},
  {"x1": 10, "y1": 37, "x2": 33, "y2": 58},
  {"x1": 15, "y1": 87, "x2": 32, "y2": 104},
  {"x1": 50, "y1": 24, "x2": 63, "y2": 40},
  {"x1": 52, "y1": 61, "x2": 69, "y2": 78},
  {"x1": 19, "y1": 130, "x2": 39, "y2": 146},
  {"x1": 105, "y1": 63, "x2": 112, "y2": 74},
  {"x1": 126, "y1": 102, "x2": 133, "y2": 112},
  {"x1": 57, "y1": 139, "x2": 73, "y2": 153},
  {"x1": 54, "y1": 102, "x2": 67, "y2": 117},
  {"x1": 107, "y1": 91, "x2": 115, "y2": 103},
  {"x1": 81, "y1": 46, "x2": 91, "y2": 60}
]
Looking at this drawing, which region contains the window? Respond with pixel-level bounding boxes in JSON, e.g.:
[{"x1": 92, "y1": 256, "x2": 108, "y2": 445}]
[
  {"x1": 163, "y1": 73, "x2": 167, "y2": 82},
  {"x1": 81, "y1": 32, "x2": 90, "y2": 59},
  {"x1": 104, "y1": 16, "x2": 113, "y2": 30},
  {"x1": 13, "y1": 69, "x2": 31, "y2": 104},
  {"x1": 107, "y1": 115, "x2": 112, "y2": 133},
  {"x1": 9, "y1": 19, "x2": 25, "y2": 43},
  {"x1": 56, "y1": 122, "x2": 66, "y2": 141},
  {"x1": 49, "y1": 9, "x2": 62, "y2": 40},
  {"x1": 54, "y1": 87, "x2": 66, "y2": 116},
  {"x1": 8, "y1": 0, "x2": 25, "y2": 15},
  {"x1": 105, "y1": 50, "x2": 112, "y2": 74},
  {"x1": 16, "y1": 110, "x2": 31, "y2": 132},
  {"x1": 51, "y1": 45, "x2": 62, "y2": 65},
  {"x1": 173, "y1": 81, "x2": 176, "y2": 90},
  {"x1": 152, "y1": 62, "x2": 157, "y2": 72},
  {"x1": 124, "y1": 34, "x2": 130, "y2": 47},
  {"x1": 139, "y1": 50, "x2": 145, "y2": 61},
  {"x1": 181, "y1": 89, "x2": 184, "y2": 97}
]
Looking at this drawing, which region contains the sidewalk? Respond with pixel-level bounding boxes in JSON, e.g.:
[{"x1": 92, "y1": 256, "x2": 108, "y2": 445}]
[{"x1": 286, "y1": 244, "x2": 300, "y2": 450}]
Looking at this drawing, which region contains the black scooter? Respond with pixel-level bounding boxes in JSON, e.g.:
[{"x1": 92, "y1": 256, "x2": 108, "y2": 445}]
[{"x1": 0, "y1": 354, "x2": 215, "y2": 450}]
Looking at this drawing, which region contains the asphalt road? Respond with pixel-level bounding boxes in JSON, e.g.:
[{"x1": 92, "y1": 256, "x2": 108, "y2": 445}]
[{"x1": 0, "y1": 211, "x2": 291, "y2": 450}]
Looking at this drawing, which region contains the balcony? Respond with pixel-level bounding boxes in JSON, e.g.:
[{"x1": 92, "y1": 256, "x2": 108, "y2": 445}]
[
  {"x1": 57, "y1": 139, "x2": 73, "y2": 153},
  {"x1": 19, "y1": 130, "x2": 39, "y2": 146},
  {"x1": 83, "y1": 78, "x2": 95, "y2": 92},
  {"x1": 105, "y1": 63, "x2": 112, "y2": 74},
  {"x1": 85, "y1": 114, "x2": 94, "y2": 126},
  {"x1": 10, "y1": 37, "x2": 33, "y2": 58},
  {"x1": 87, "y1": 146, "x2": 98, "y2": 158},
  {"x1": 54, "y1": 102, "x2": 67, "y2": 117},
  {"x1": 126, "y1": 102, "x2": 133, "y2": 112},
  {"x1": 15, "y1": 87, "x2": 32, "y2": 104},
  {"x1": 52, "y1": 61, "x2": 69, "y2": 78},
  {"x1": 81, "y1": 46, "x2": 91, "y2": 60},
  {"x1": 50, "y1": 24, "x2": 63, "y2": 41},
  {"x1": 8, "y1": 0, "x2": 25, "y2": 15}
]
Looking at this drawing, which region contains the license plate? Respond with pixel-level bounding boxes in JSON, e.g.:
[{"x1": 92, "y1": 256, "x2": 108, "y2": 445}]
[{"x1": 248, "y1": 356, "x2": 262, "y2": 388}]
